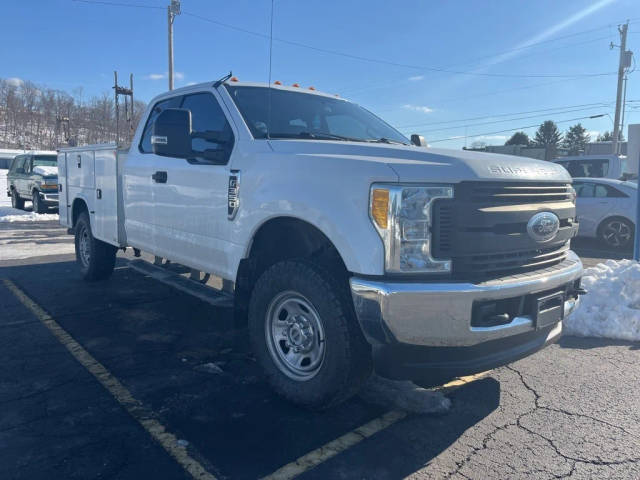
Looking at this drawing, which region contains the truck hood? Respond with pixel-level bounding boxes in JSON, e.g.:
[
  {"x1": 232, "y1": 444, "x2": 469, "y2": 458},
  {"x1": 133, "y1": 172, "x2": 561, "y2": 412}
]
[
  {"x1": 268, "y1": 140, "x2": 571, "y2": 183},
  {"x1": 33, "y1": 165, "x2": 58, "y2": 177}
]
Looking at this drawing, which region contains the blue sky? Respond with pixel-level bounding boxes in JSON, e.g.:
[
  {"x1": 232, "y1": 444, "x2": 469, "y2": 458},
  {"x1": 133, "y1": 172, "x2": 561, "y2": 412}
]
[{"x1": 1, "y1": 0, "x2": 639, "y2": 149}]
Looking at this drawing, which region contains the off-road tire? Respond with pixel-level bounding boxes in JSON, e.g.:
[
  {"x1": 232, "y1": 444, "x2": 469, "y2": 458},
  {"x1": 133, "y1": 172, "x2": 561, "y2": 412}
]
[
  {"x1": 32, "y1": 191, "x2": 46, "y2": 214},
  {"x1": 11, "y1": 189, "x2": 24, "y2": 210},
  {"x1": 248, "y1": 259, "x2": 372, "y2": 410},
  {"x1": 74, "y1": 212, "x2": 117, "y2": 281}
]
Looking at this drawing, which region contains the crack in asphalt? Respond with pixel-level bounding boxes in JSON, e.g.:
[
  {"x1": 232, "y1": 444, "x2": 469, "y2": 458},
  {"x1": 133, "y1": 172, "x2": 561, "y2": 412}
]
[
  {"x1": 508, "y1": 365, "x2": 640, "y2": 473},
  {"x1": 443, "y1": 364, "x2": 639, "y2": 479}
]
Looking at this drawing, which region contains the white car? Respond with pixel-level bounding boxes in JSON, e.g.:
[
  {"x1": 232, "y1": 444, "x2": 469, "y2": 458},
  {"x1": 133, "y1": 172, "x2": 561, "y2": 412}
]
[{"x1": 573, "y1": 177, "x2": 637, "y2": 248}]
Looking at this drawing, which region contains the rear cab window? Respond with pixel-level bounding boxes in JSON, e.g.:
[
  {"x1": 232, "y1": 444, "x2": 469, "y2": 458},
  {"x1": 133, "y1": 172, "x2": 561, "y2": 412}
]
[{"x1": 563, "y1": 159, "x2": 609, "y2": 178}]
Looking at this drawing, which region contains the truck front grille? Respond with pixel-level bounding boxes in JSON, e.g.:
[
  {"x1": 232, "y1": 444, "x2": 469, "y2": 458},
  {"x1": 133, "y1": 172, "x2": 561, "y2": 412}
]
[{"x1": 432, "y1": 181, "x2": 575, "y2": 280}]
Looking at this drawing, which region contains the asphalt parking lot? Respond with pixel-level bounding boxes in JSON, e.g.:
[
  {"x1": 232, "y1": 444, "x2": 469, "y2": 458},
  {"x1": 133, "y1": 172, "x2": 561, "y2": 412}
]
[{"x1": 1, "y1": 220, "x2": 639, "y2": 479}]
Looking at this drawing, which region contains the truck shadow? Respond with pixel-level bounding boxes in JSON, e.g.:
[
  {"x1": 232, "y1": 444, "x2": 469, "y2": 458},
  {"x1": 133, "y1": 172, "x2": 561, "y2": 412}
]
[{"x1": 1, "y1": 259, "x2": 500, "y2": 479}]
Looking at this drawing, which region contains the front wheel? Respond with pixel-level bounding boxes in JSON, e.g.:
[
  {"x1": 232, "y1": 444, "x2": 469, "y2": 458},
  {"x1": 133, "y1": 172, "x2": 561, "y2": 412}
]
[
  {"x1": 249, "y1": 260, "x2": 372, "y2": 409},
  {"x1": 11, "y1": 189, "x2": 24, "y2": 210},
  {"x1": 599, "y1": 217, "x2": 634, "y2": 249},
  {"x1": 75, "y1": 212, "x2": 117, "y2": 281},
  {"x1": 32, "y1": 191, "x2": 46, "y2": 214}
]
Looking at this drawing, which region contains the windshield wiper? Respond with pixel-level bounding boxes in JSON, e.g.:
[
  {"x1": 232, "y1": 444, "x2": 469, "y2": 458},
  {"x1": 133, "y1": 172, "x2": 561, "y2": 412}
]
[
  {"x1": 269, "y1": 132, "x2": 361, "y2": 142},
  {"x1": 369, "y1": 137, "x2": 408, "y2": 145}
]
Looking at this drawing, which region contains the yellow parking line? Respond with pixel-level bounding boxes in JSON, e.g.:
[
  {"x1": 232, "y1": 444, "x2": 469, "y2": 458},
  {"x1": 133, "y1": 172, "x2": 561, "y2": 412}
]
[
  {"x1": 262, "y1": 371, "x2": 492, "y2": 480},
  {"x1": 2, "y1": 279, "x2": 216, "y2": 480},
  {"x1": 433, "y1": 371, "x2": 492, "y2": 392},
  {"x1": 261, "y1": 409, "x2": 407, "y2": 480}
]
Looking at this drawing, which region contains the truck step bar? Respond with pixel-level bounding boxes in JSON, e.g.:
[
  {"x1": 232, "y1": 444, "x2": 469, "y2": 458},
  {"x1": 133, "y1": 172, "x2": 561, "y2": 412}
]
[{"x1": 127, "y1": 259, "x2": 233, "y2": 308}]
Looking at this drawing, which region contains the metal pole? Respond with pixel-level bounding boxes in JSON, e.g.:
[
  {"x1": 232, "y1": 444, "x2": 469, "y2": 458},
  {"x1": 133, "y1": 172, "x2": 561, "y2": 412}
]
[
  {"x1": 168, "y1": 6, "x2": 174, "y2": 91},
  {"x1": 114, "y1": 71, "x2": 119, "y2": 145},
  {"x1": 612, "y1": 22, "x2": 628, "y2": 156},
  {"x1": 635, "y1": 153, "x2": 640, "y2": 260}
]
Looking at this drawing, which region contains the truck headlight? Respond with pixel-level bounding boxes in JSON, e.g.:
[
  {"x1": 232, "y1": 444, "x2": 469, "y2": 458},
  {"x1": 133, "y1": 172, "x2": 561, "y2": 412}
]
[{"x1": 370, "y1": 184, "x2": 453, "y2": 274}]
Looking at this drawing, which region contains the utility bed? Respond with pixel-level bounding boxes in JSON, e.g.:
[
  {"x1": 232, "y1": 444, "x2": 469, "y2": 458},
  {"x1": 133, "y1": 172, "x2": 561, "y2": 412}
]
[{"x1": 58, "y1": 143, "x2": 127, "y2": 247}]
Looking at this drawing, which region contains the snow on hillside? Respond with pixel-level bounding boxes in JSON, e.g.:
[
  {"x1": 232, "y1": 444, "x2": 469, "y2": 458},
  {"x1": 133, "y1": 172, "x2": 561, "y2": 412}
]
[
  {"x1": 565, "y1": 259, "x2": 640, "y2": 342},
  {"x1": 0, "y1": 168, "x2": 59, "y2": 222}
]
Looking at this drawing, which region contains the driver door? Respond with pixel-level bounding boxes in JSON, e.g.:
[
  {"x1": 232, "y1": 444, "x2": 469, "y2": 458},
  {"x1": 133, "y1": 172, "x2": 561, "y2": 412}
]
[{"x1": 150, "y1": 90, "x2": 237, "y2": 278}]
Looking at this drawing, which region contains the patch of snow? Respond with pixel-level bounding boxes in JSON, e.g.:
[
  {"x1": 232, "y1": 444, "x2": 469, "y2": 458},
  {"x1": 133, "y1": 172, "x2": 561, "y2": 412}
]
[
  {"x1": 359, "y1": 375, "x2": 450, "y2": 414},
  {"x1": 32, "y1": 165, "x2": 58, "y2": 176},
  {"x1": 0, "y1": 208, "x2": 59, "y2": 223},
  {"x1": 565, "y1": 259, "x2": 640, "y2": 342},
  {"x1": 176, "y1": 439, "x2": 189, "y2": 448}
]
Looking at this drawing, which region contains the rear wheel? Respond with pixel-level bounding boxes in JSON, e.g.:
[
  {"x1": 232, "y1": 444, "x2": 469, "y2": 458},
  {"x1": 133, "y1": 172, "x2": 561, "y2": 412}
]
[
  {"x1": 599, "y1": 217, "x2": 634, "y2": 249},
  {"x1": 32, "y1": 191, "x2": 46, "y2": 214},
  {"x1": 248, "y1": 260, "x2": 372, "y2": 409},
  {"x1": 11, "y1": 189, "x2": 24, "y2": 210},
  {"x1": 74, "y1": 211, "x2": 117, "y2": 281}
]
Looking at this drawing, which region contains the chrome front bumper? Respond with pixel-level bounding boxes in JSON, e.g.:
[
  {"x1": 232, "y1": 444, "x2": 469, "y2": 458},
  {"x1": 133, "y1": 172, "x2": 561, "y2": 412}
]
[
  {"x1": 40, "y1": 192, "x2": 59, "y2": 203},
  {"x1": 350, "y1": 251, "x2": 583, "y2": 347}
]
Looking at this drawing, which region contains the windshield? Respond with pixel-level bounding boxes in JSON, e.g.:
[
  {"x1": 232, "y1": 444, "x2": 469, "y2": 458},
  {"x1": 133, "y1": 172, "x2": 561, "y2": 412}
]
[
  {"x1": 225, "y1": 85, "x2": 409, "y2": 145},
  {"x1": 33, "y1": 155, "x2": 57, "y2": 167}
]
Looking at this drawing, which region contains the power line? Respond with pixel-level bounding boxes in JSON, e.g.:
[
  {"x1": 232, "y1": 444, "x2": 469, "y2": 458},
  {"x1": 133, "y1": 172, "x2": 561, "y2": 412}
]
[
  {"x1": 428, "y1": 114, "x2": 606, "y2": 144},
  {"x1": 401, "y1": 106, "x2": 611, "y2": 134},
  {"x1": 397, "y1": 102, "x2": 612, "y2": 129},
  {"x1": 72, "y1": 1, "x2": 627, "y2": 80},
  {"x1": 180, "y1": 10, "x2": 615, "y2": 79}
]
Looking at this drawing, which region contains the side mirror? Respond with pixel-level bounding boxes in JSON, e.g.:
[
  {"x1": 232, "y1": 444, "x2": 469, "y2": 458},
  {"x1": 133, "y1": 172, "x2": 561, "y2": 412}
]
[
  {"x1": 152, "y1": 108, "x2": 192, "y2": 158},
  {"x1": 411, "y1": 134, "x2": 427, "y2": 147}
]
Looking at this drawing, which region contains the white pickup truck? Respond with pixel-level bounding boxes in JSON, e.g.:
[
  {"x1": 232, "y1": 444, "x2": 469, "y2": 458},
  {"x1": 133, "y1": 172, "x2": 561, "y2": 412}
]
[{"x1": 58, "y1": 78, "x2": 584, "y2": 408}]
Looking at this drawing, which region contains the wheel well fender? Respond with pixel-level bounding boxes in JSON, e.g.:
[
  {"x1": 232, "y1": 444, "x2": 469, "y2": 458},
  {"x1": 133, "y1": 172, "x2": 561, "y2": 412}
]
[
  {"x1": 71, "y1": 198, "x2": 89, "y2": 227},
  {"x1": 234, "y1": 216, "x2": 350, "y2": 322}
]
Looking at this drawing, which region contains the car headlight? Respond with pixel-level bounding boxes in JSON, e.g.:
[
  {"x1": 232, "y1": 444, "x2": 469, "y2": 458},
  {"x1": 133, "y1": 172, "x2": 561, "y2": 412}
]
[
  {"x1": 370, "y1": 184, "x2": 453, "y2": 274},
  {"x1": 568, "y1": 185, "x2": 576, "y2": 204}
]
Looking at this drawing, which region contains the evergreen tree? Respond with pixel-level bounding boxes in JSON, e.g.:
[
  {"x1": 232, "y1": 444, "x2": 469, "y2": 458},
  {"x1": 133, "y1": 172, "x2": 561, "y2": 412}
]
[
  {"x1": 505, "y1": 131, "x2": 530, "y2": 146},
  {"x1": 563, "y1": 123, "x2": 590, "y2": 155},
  {"x1": 534, "y1": 120, "x2": 563, "y2": 160}
]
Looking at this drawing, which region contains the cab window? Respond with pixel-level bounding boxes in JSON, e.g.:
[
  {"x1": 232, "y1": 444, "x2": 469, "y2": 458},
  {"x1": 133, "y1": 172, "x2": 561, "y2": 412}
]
[
  {"x1": 11, "y1": 156, "x2": 27, "y2": 174},
  {"x1": 139, "y1": 96, "x2": 182, "y2": 153},
  {"x1": 180, "y1": 92, "x2": 234, "y2": 164}
]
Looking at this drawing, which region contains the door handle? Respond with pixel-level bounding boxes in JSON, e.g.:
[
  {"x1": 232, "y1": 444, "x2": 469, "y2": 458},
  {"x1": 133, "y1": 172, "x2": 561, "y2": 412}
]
[{"x1": 152, "y1": 171, "x2": 168, "y2": 183}]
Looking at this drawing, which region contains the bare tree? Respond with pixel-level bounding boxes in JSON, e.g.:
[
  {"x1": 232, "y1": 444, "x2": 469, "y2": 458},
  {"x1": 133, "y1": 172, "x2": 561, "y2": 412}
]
[{"x1": 0, "y1": 77, "x2": 146, "y2": 149}]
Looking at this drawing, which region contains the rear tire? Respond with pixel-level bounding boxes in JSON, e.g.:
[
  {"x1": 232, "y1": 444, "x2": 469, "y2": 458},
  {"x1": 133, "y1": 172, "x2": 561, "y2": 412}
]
[
  {"x1": 32, "y1": 191, "x2": 46, "y2": 214},
  {"x1": 74, "y1": 211, "x2": 117, "y2": 281},
  {"x1": 598, "y1": 217, "x2": 634, "y2": 249},
  {"x1": 11, "y1": 189, "x2": 24, "y2": 210},
  {"x1": 248, "y1": 260, "x2": 372, "y2": 409}
]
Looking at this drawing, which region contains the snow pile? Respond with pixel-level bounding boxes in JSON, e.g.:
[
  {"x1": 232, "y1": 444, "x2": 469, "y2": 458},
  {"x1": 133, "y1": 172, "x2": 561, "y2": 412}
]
[
  {"x1": 565, "y1": 259, "x2": 640, "y2": 342},
  {"x1": 359, "y1": 375, "x2": 450, "y2": 414},
  {"x1": 32, "y1": 165, "x2": 58, "y2": 176},
  {"x1": 0, "y1": 208, "x2": 59, "y2": 222}
]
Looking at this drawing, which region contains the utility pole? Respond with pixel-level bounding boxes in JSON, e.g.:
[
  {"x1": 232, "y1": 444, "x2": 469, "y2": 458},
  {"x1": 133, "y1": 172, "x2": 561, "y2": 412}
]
[
  {"x1": 611, "y1": 21, "x2": 630, "y2": 155},
  {"x1": 167, "y1": 0, "x2": 181, "y2": 91}
]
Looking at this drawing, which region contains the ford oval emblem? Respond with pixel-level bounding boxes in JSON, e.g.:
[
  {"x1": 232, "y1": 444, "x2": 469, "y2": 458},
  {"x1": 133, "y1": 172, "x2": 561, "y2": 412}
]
[{"x1": 527, "y1": 212, "x2": 560, "y2": 243}]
